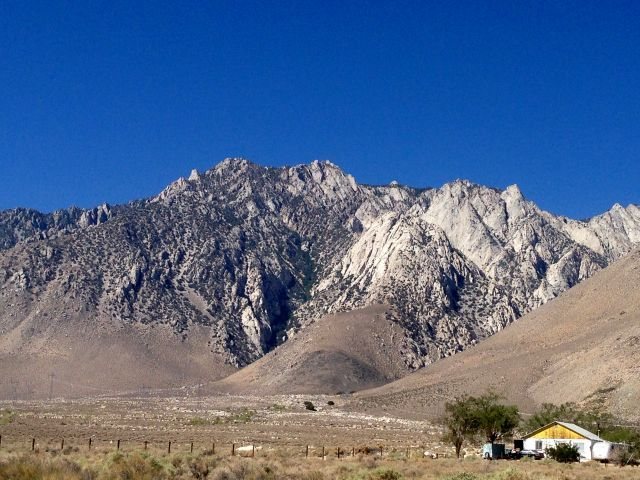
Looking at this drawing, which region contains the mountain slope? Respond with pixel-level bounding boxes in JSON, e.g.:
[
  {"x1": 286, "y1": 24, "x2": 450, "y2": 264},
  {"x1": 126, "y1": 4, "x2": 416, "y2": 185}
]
[
  {"x1": 213, "y1": 305, "x2": 418, "y2": 395},
  {"x1": 356, "y1": 249, "x2": 640, "y2": 422},
  {"x1": 0, "y1": 159, "x2": 639, "y2": 398}
]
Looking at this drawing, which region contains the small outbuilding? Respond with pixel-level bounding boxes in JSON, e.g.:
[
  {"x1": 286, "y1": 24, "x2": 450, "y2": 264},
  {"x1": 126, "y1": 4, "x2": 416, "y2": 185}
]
[{"x1": 523, "y1": 421, "x2": 622, "y2": 461}]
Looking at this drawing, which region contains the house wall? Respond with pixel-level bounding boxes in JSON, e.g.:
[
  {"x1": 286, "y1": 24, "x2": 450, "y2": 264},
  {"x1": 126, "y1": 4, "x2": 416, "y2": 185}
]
[
  {"x1": 523, "y1": 438, "x2": 594, "y2": 460},
  {"x1": 528, "y1": 424, "x2": 585, "y2": 440}
]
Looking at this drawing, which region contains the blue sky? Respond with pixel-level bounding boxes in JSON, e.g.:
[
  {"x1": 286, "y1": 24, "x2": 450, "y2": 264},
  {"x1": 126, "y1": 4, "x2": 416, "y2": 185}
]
[{"x1": 1, "y1": 1, "x2": 638, "y2": 219}]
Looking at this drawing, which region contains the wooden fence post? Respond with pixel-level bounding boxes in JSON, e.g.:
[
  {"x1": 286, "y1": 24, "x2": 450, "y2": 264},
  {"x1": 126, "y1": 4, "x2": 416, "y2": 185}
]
[
  {"x1": 191, "y1": 442, "x2": 194, "y2": 453},
  {"x1": 117, "y1": 439, "x2": 120, "y2": 451},
  {"x1": 212, "y1": 442, "x2": 215, "y2": 454},
  {"x1": 306, "y1": 445, "x2": 309, "y2": 458},
  {"x1": 61, "y1": 439, "x2": 64, "y2": 450},
  {"x1": 88, "y1": 438, "x2": 92, "y2": 450},
  {"x1": 337, "y1": 447, "x2": 340, "y2": 459},
  {"x1": 352, "y1": 446, "x2": 355, "y2": 457},
  {"x1": 144, "y1": 441, "x2": 148, "y2": 450},
  {"x1": 380, "y1": 445, "x2": 383, "y2": 457},
  {"x1": 252, "y1": 445, "x2": 255, "y2": 457},
  {"x1": 168, "y1": 441, "x2": 172, "y2": 454},
  {"x1": 32, "y1": 438, "x2": 35, "y2": 451},
  {"x1": 322, "y1": 445, "x2": 325, "y2": 459},
  {"x1": 232, "y1": 443, "x2": 235, "y2": 456}
]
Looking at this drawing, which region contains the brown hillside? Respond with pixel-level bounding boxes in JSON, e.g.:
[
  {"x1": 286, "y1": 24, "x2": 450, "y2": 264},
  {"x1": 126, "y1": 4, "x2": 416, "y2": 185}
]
[
  {"x1": 212, "y1": 305, "x2": 415, "y2": 395},
  {"x1": 0, "y1": 308, "x2": 236, "y2": 399},
  {"x1": 356, "y1": 250, "x2": 640, "y2": 422}
]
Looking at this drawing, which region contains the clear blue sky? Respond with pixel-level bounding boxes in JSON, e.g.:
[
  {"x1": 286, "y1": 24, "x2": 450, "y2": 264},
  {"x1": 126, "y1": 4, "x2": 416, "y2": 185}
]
[{"x1": 1, "y1": 1, "x2": 638, "y2": 219}]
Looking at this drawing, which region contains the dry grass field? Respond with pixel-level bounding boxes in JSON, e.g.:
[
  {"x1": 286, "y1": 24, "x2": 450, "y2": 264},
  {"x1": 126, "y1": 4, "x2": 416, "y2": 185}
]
[
  {"x1": 1, "y1": 396, "x2": 638, "y2": 479},
  {"x1": 1, "y1": 443, "x2": 638, "y2": 480}
]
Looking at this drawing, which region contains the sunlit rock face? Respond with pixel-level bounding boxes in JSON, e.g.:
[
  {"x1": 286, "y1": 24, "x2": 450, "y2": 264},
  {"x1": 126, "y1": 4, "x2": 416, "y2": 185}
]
[{"x1": 1, "y1": 159, "x2": 638, "y2": 368}]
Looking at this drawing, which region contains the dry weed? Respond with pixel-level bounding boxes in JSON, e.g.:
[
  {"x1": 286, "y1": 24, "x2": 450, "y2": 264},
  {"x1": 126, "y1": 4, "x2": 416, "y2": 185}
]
[{"x1": 0, "y1": 449, "x2": 639, "y2": 480}]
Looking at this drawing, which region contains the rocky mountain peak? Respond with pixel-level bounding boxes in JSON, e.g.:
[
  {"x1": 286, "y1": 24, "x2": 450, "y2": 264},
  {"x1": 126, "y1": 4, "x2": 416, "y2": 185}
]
[
  {"x1": 188, "y1": 168, "x2": 201, "y2": 182},
  {"x1": 217, "y1": 156, "x2": 255, "y2": 168},
  {"x1": 503, "y1": 183, "x2": 524, "y2": 199},
  {"x1": 282, "y1": 160, "x2": 359, "y2": 199}
]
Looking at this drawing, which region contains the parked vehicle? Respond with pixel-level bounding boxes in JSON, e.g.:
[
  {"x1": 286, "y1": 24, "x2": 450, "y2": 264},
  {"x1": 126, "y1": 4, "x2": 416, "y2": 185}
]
[
  {"x1": 519, "y1": 449, "x2": 544, "y2": 460},
  {"x1": 483, "y1": 441, "x2": 544, "y2": 461}
]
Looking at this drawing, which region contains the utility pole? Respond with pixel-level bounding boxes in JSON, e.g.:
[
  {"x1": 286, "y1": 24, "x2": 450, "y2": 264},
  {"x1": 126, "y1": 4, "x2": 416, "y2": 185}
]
[
  {"x1": 9, "y1": 380, "x2": 17, "y2": 401},
  {"x1": 48, "y1": 373, "x2": 55, "y2": 401}
]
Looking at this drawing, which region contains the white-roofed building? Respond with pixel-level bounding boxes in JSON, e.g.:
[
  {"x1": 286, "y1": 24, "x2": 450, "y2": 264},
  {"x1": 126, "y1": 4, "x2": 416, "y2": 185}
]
[{"x1": 523, "y1": 421, "x2": 624, "y2": 461}]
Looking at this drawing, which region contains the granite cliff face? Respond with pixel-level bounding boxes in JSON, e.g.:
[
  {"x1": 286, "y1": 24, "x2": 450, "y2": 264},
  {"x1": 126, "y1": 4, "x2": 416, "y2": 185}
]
[{"x1": 1, "y1": 159, "x2": 639, "y2": 386}]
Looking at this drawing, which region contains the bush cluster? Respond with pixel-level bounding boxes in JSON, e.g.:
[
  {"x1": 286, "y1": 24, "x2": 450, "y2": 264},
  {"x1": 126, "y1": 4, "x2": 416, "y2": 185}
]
[{"x1": 545, "y1": 443, "x2": 580, "y2": 463}]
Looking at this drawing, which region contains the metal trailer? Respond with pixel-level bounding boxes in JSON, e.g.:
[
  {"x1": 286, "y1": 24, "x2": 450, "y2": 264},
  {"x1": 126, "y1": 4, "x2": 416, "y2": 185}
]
[
  {"x1": 482, "y1": 443, "x2": 506, "y2": 459},
  {"x1": 592, "y1": 441, "x2": 629, "y2": 461}
]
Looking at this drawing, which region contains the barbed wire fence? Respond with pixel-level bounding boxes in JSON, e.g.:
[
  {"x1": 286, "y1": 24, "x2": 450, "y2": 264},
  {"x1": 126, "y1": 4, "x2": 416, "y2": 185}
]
[{"x1": 0, "y1": 434, "x2": 444, "y2": 460}]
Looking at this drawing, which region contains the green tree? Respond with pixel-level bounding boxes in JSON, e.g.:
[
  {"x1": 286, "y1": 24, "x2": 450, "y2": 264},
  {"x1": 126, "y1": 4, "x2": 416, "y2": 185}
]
[
  {"x1": 442, "y1": 392, "x2": 519, "y2": 457},
  {"x1": 523, "y1": 402, "x2": 612, "y2": 434},
  {"x1": 470, "y1": 392, "x2": 520, "y2": 443},
  {"x1": 443, "y1": 395, "x2": 479, "y2": 458}
]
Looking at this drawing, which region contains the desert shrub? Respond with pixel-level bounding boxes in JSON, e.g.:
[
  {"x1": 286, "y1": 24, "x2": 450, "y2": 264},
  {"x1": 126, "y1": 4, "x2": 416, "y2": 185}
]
[
  {"x1": 359, "y1": 455, "x2": 377, "y2": 469},
  {"x1": 345, "y1": 468, "x2": 403, "y2": 480},
  {"x1": 303, "y1": 471, "x2": 325, "y2": 480},
  {"x1": 188, "y1": 416, "x2": 212, "y2": 426},
  {"x1": 226, "y1": 459, "x2": 262, "y2": 480},
  {"x1": 0, "y1": 408, "x2": 16, "y2": 425},
  {"x1": 303, "y1": 401, "x2": 316, "y2": 411},
  {"x1": 62, "y1": 445, "x2": 78, "y2": 455},
  {"x1": 231, "y1": 408, "x2": 256, "y2": 423},
  {"x1": 101, "y1": 452, "x2": 168, "y2": 480},
  {"x1": 545, "y1": 443, "x2": 580, "y2": 463},
  {"x1": 612, "y1": 449, "x2": 640, "y2": 466},
  {"x1": 487, "y1": 468, "x2": 532, "y2": 480},
  {"x1": 256, "y1": 463, "x2": 278, "y2": 480},
  {"x1": 211, "y1": 467, "x2": 238, "y2": 480},
  {"x1": 0, "y1": 455, "x2": 87, "y2": 480},
  {"x1": 372, "y1": 469, "x2": 403, "y2": 480},
  {"x1": 441, "y1": 474, "x2": 478, "y2": 480},
  {"x1": 189, "y1": 457, "x2": 211, "y2": 479}
]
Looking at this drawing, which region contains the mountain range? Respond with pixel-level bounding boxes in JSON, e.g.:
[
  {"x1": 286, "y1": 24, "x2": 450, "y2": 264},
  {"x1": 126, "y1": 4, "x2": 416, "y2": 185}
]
[{"x1": 0, "y1": 159, "x2": 639, "y2": 398}]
